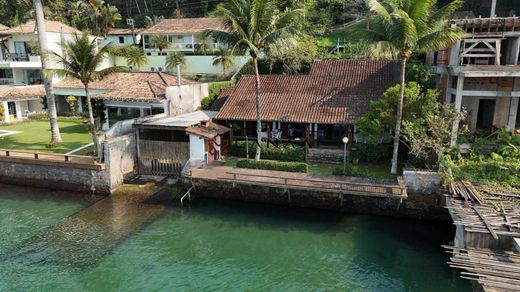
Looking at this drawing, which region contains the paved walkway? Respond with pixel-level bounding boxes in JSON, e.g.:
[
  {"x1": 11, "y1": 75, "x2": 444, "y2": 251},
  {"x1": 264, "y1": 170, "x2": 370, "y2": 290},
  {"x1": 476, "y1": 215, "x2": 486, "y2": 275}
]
[{"x1": 190, "y1": 164, "x2": 406, "y2": 198}]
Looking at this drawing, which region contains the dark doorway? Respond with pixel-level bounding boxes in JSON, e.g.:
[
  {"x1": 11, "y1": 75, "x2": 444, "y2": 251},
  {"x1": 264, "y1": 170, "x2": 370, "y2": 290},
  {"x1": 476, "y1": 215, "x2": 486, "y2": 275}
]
[
  {"x1": 476, "y1": 99, "x2": 496, "y2": 130},
  {"x1": 7, "y1": 102, "x2": 16, "y2": 117}
]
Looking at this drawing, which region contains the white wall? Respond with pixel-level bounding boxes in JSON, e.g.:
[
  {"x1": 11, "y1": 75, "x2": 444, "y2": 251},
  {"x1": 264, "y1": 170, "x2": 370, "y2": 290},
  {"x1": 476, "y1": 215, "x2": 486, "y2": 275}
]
[
  {"x1": 189, "y1": 134, "x2": 206, "y2": 162},
  {"x1": 114, "y1": 55, "x2": 249, "y2": 75},
  {"x1": 165, "y1": 83, "x2": 208, "y2": 115}
]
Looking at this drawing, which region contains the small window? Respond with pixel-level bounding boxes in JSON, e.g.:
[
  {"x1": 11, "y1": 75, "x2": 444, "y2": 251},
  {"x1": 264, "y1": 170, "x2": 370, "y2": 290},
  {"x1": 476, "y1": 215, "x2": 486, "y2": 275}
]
[{"x1": 118, "y1": 36, "x2": 125, "y2": 44}]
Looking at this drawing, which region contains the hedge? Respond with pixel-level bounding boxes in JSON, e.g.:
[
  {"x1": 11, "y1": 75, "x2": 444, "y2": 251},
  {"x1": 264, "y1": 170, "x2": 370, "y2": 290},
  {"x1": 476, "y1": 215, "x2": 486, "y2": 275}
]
[
  {"x1": 229, "y1": 141, "x2": 306, "y2": 162},
  {"x1": 236, "y1": 159, "x2": 308, "y2": 173},
  {"x1": 355, "y1": 143, "x2": 392, "y2": 162}
]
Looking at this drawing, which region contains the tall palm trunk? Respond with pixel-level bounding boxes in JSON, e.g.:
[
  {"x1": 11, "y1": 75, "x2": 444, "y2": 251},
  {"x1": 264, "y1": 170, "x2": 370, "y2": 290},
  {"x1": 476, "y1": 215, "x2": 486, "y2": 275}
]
[
  {"x1": 253, "y1": 56, "x2": 262, "y2": 161},
  {"x1": 34, "y1": 0, "x2": 62, "y2": 144},
  {"x1": 390, "y1": 56, "x2": 407, "y2": 174},
  {"x1": 84, "y1": 84, "x2": 100, "y2": 158}
]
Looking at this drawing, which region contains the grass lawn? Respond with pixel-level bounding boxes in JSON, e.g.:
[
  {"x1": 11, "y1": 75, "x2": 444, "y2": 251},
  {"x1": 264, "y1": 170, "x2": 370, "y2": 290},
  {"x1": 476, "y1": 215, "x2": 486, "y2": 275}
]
[
  {"x1": 224, "y1": 156, "x2": 394, "y2": 179},
  {"x1": 0, "y1": 118, "x2": 92, "y2": 154}
]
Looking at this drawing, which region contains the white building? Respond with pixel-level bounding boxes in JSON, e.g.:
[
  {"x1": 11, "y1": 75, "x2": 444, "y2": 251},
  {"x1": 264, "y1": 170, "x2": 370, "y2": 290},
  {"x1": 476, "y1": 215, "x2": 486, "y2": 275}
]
[
  {"x1": 0, "y1": 20, "x2": 98, "y2": 122},
  {"x1": 101, "y1": 28, "x2": 141, "y2": 47}
]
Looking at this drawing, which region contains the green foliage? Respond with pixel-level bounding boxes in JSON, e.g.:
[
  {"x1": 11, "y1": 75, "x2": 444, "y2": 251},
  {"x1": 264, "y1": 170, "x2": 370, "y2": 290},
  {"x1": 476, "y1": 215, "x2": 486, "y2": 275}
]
[
  {"x1": 450, "y1": 159, "x2": 520, "y2": 189},
  {"x1": 0, "y1": 102, "x2": 4, "y2": 122},
  {"x1": 333, "y1": 165, "x2": 370, "y2": 177},
  {"x1": 356, "y1": 82, "x2": 438, "y2": 143},
  {"x1": 200, "y1": 80, "x2": 236, "y2": 110},
  {"x1": 150, "y1": 34, "x2": 170, "y2": 53},
  {"x1": 406, "y1": 60, "x2": 437, "y2": 89},
  {"x1": 236, "y1": 159, "x2": 308, "y2": 173},
  {"x1": 65, "y1": 96, "x2": 78, "y2": 115},
  {"x1": 212, "y1": 47, "x2": 235, "y2": 75},
  {"x1": 229, "y1": 141, "x2": 306, "y2": 162},
  {"x1": 355, "y1": 143, "x2": 392, "y2": 162},
  {"x1": 120, "y1": 46, "x2": 148, "y2": 70},
  {"x1": 166, "y1": 52, "x2": 186, "y2": 72},
  {"x1": 266, "y1": 34, "x2": 318, "y2": 74}
]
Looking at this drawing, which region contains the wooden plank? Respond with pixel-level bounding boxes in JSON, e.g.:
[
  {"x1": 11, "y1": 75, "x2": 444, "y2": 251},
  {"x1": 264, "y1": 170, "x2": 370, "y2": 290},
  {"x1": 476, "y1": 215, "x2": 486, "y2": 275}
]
[{"x1": 473, "y1": 206, "x2": 500, "y2": 239}]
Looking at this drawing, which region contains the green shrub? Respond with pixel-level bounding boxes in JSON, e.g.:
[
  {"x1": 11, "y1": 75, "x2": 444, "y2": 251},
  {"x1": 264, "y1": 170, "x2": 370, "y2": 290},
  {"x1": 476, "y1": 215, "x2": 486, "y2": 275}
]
[
  {"x1": 355, "y1": 143, "x2": 391, "y2": 162},
  {"x1": 27, "y1": 113, "x2": 49, "y2": 120},
  {"x1": 236, "y1": 159, "x2": 308, "y2": 173},
  {"x1": 451, "y1": 159, "x2": 520, "y2": 188},
  {"x1": 200, "y1": 80, "x2": 236, "y2": 110},
  {"x1": 229, "y1": 141, "x2": 306, "y2": 162}
]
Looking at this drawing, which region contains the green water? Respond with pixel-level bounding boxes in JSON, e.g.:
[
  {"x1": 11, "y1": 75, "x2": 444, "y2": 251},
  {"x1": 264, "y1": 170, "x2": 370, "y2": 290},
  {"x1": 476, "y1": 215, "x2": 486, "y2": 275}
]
[{"x1": 0, "y1": 184, "x2": 471, "y2": 291}]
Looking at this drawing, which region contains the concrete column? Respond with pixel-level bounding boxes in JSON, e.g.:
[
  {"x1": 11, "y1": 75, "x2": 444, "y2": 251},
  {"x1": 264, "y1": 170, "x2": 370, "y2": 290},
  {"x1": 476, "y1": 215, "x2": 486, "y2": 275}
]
[
  {"x1": 102, "y1": 108, "x2": 110, "y2": 130},
  {"x1": 139, "y1": 108, "x2": 145, "y2": 117},
  {"x1": 2, "y1": 101, "x2": 9, "y2": 123},
  {"x1": 77, "y1": 97, "x2": 83, "y2": 113},
  {"x1": 15, "y1": 101, "x2": 22, "y2": 119},
  {"x1": 507, "y1": 97, "x2": 519, "y2": 132},
  {"x1": 449, "y1": 40, "x2": 461, "y2": 66},
  {"x1": 116, "y1": 107, "x2": 122, "y2": 116},
  {"x1": 451, "y1": 76, "x2": 465, "y2": 147},
  {"x1": 506, "y1": 37, "x2": 520, "y2": 65},
  {"x1": 490, "y1": 0, "x2": 497, "y2": 17}
]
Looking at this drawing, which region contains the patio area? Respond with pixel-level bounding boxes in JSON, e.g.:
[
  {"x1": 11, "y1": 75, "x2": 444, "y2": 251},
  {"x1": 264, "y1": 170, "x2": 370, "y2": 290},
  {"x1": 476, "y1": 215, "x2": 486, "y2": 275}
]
[{"x1": 0, "y1": 118, "x2": 92, "y2": 154}]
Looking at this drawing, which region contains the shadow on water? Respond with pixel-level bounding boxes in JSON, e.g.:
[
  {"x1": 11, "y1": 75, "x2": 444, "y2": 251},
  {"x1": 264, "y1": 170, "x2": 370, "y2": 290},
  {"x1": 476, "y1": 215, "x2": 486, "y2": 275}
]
[{"x1": 1, "y1": 186, "x2": 166, "y2": 271}]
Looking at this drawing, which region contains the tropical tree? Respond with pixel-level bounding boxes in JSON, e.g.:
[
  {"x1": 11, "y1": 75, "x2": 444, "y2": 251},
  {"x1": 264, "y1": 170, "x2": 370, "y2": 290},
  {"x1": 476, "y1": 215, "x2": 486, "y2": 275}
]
[
  {"x1": 209, "y1": 0, "x2": 301, "y2": 161},
  {"x1": 34, "y1": 0, "x2": 62, "y2": 144},
  {"x1": 166, "y1": 52, "x2": 186, "y2": 85},
  {"x1": 144, "y1": 15, "x2": 164, "y2": 27},
  {"x1": 212, "y1": 47, "x2": 234, "y2": 75},
  {"x1": 49, "y1": 33, "x2": 125, "y2": 156},
  {"x1": 98, "y1": 1, "x2": 121, "y2": 36},
  {"x1": 123, "y1": 46, "x2": 148, "y2": 71},
  {"x1": 349, "y1": 0, "x2": 463, "y2": 174},
  {"x1": 150, "y1": 34, "x2": 170, "y2": 54}
]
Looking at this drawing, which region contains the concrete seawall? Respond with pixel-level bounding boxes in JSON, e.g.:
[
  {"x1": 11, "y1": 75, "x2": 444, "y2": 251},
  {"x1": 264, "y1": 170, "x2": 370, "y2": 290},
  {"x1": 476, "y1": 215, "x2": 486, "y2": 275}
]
[{"x1": 0, "y1": 134, "x2": 137, "y2": 195}]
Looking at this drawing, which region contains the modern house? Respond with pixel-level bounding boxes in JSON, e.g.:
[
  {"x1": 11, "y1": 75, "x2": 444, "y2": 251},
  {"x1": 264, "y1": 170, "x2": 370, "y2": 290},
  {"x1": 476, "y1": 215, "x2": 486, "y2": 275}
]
[
  {"x1": 0, "y1": 85, "x2": 44, "y2": 123},
  {"x1": 54, "y1": 71, "x2": 208, "y2": 129},
  {"x1": 433, "y1": 16, "x2": 520, "y2": 145},
  {"x1": 215, "y1": 59, "x2": 401, "y2": 148}
]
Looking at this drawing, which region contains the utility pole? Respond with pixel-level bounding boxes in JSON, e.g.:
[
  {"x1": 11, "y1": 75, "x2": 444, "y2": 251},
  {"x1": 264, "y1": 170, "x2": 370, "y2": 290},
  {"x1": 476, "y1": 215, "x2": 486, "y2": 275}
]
[
  {"x1": 490, "y1": 0, "x2": 497, "y2": 18},
  {"x1": 127, "y1": 18, "x2": 136, "y2": 45},
  {"x1": 33, "y1": 0, "x2": 62, "y2": 144}
]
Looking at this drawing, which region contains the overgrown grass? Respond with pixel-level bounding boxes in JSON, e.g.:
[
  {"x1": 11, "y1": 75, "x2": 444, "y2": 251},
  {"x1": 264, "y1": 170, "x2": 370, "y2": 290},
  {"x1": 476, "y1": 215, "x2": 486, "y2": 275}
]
[
  {"x1": 0, "y1": 118, "x2": 92, "y2": 154},
  {"x1": 451, "y1": 159, "x2": 520, "y2": 189},
  {"x1": 229, "y1": 141, "x2": 306, "y2": 162},
  {"x1": 309, "y1": 163, "x2": 395, "y2": 179},
  {"x1": 236, "y1": 159, "x2": 308, "y2": 173}
]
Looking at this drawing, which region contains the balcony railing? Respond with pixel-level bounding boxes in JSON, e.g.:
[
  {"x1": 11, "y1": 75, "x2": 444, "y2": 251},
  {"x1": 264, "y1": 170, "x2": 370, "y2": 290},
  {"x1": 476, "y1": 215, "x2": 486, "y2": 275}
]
[{"x1": 0, "y1": 53, "x2": 41, "y2": 63}]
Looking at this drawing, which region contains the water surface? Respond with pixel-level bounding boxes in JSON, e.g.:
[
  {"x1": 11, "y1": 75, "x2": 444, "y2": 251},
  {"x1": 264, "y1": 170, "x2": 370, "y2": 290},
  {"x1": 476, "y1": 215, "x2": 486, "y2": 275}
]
[{"x1": 0, "y1": 184, "x2": 470, "y2": 291}]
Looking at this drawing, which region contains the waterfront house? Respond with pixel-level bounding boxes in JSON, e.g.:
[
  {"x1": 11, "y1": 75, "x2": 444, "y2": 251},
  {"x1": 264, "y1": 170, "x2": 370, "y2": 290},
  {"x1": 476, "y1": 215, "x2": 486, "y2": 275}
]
[
  {"x1": 54, "y1": 71, "x2": 208, "y2": 129},
  {"x1": 0, "y1": 85, "x2": 45, "y2": 123},
  {"x1": 432, "y1": 16, "x2": 520, "y2": 144},
  {"x1": 215, "y1": 59, "x2": 401, "y2": 148}
]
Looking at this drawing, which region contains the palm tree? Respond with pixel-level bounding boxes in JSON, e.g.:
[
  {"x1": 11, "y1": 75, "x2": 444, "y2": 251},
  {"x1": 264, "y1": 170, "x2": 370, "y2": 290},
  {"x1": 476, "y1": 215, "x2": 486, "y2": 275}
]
[
  {"x1": 209, "y1": 0, "x2": 301, "y2": 161},
  {"x1": 144, "y1": 15, "x2": 164, "y2": 28},
  {"x1": 123, "y1": 46, "x2": 148, "y2": 71},
  {"x1": 212, "y1": 47, "x2": 234, "y2": 75},
  {"x1": 150, "y1": 34, "x2": 170, "y2": 55},
  {"x1": 166, "y1": 52, "x2": 186, "y2": 86},
  {"x1": 350, "y1": 0, "x2": 462, "y2": 174},
  {"x1": 34, "y1": 0, "x2": 62, "y2": 144},
  {"x1": 99, "y1": 2, "x2": 121, "y2": 36},
  {"x1": 49, "y1": 33, "x2": 125, "y2": 156}
]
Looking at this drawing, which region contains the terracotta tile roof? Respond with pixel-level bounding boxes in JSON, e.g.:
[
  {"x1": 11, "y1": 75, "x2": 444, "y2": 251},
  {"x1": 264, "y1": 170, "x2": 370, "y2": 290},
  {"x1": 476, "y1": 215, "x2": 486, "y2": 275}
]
[
  {"x1": 140, "y1": 18, "x2": 224, "y2": 35},
  {"x1": 216, "y1": 59, "x2": 400, "y2": 125},
  {"x1": 0, "y1": 85, "x2": 45, "y2": 101},
  {"x1": 55, "y1": 72, "x2": 197, "y2": 102},
  {"x1": 209, "y1": 87, "x2": 233, "y2": 111},
  {"x1": 451, "y1": 11, "x2": 476, "y2": 19},
  {"x1": 0, "y1": 20, "x2": 82, "y2": 35},
  {"x1": 107, "y1": 28, "x2": 140, "y2": 35},
  {"x1": 186, "y1": 121, "x2": 230, "y2": 139}
]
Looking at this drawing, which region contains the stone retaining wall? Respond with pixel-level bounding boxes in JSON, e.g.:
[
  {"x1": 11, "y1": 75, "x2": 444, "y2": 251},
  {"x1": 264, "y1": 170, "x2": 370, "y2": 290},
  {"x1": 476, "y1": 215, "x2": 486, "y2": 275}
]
[
  {"x1": 0, "y1": 134, "x2": 137, "y2": 195},
  {"x1": 307, "y1": 148, "x2": 343, "y2": 164}
]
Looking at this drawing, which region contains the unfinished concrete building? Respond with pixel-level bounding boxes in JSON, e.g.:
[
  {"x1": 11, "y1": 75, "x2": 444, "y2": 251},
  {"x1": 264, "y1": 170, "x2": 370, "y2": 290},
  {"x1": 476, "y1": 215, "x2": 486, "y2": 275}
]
[{"x1": 433, "y1": 17, "x2": 520, "y2": 145}]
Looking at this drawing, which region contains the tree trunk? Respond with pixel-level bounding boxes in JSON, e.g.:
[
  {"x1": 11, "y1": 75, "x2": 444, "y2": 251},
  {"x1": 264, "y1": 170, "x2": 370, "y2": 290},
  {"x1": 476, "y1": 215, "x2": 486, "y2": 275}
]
[
  {"x1": 253, "y1": 56, "x2": 262, "y2": 161},
  {"x1": 390, "y1": 57, "x2": 407, "y2": 174},
  {"x1": 176, "y1": 64, "x2": 181, "y2": 86},
  {"x1": 34, "y1": 0, "x2": 62, "y2": 144},
  {"x1": 84, "y1": 84, "x2": 100, "y2": 158}
]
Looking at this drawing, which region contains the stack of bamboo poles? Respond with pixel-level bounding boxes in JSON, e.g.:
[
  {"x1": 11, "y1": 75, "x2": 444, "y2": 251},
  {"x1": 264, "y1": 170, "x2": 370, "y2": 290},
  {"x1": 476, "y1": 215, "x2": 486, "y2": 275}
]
[{"x1": 444, "y1": 246, "x2": 520, "y2": 291}]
